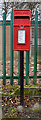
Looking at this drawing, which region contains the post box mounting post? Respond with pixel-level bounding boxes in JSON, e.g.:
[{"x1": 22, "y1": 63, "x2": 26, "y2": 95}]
[{"x1": 20, "y1": 51, "x2": 24, "y2": 106}]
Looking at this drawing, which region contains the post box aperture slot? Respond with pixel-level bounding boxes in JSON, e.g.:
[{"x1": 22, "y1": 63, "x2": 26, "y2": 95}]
[
  {"x1": 14, "y1": 25, "x2": 19, "y2": 27},
  {"x1": 18, "y1": 30, "x2": 25, "y2": 44},
  {"x1": 14, "y1": 16, "x2": 29, "y2": 19}
]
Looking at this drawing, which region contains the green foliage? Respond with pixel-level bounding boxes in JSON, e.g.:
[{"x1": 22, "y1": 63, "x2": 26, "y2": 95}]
[
  {"x1": 2, "y1": 85, "x2": 40, "y2": 97},
  {"x1": 5, "y1": 105, "x2": 18, "y2": 118},
  {"x1": 33, "y1": 109, "x2": 39, "y2": 112}
]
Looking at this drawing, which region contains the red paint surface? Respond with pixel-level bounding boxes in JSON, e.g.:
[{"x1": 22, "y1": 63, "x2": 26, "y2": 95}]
[{"x1": 13, "y1": 9, "x2": 31, "y2": 51}]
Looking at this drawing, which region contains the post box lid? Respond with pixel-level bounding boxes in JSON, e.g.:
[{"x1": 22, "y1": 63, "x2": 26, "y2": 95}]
[{"x1": 13, "y1": 9, "x2": 31, "y2": 17}]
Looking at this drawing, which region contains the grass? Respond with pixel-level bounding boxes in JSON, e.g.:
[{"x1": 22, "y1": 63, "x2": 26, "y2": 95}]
[{"x1": 2, "y1": 85, "x2": 40, "y2": 97}]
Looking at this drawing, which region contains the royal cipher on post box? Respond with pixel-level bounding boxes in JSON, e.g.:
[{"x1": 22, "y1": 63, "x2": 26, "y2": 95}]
[{"x1": 13, "y1": 9, "x2": 31, "y2": 51}]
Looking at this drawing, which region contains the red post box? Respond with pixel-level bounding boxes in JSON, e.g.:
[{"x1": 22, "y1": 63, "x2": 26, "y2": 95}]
[{"x1": 13, "y1": 9, "x2": 31, "y2": 51}]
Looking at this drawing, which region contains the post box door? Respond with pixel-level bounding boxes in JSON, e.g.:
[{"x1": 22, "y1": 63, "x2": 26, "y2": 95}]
[{"x1": 13, "y1": 26, "x2": 30, "y2": 50}]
